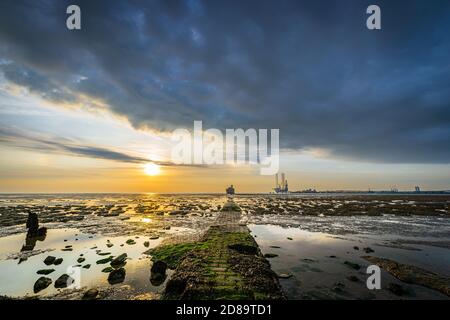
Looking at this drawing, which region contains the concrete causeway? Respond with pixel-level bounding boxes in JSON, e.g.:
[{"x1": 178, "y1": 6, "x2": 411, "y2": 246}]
[{"x1": 158, "y1": 198, "x2": 285, "y2": 300}]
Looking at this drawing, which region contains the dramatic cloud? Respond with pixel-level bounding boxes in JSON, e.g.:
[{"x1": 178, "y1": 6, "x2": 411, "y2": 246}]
[
  {"x1": 0, "y1": 127, "x2": 149, "y2": 162},
  {"x1": 0, "y1": 0, "x2": 449, "y2": 163}
]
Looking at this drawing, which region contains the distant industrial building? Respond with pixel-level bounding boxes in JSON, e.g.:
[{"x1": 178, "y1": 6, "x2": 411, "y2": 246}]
[
  {"x1": 415, "y1": 186, "x2": 421, "y2": 193},
  {"x1": 274, "y1": 173, "x2": 289, "y2": 193}
]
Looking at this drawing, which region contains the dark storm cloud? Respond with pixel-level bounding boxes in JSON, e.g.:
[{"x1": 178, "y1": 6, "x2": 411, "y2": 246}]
[
  {"x1": 0, "y1": 127, "x2": 189, "y2": 166},
  {"x1": 0, "y1": 0, "x2": 449, "y2": 163}
]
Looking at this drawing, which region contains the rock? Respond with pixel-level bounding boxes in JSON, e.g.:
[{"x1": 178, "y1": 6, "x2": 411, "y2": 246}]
[
  {"x1": 44, "y1": 256, "x2": 56, "y2": 265},
  {"x1": 347, "y1": 275, "x2": 360, "y2": 282},
  {"x1": 82, "y1": 288, "x2": 99, "y2": 300},
  {"x1": 102, "y1": 267, "x2": 114, "y2": 273},
  {"x1": 150, "y1": 261, "x2": 167, "y2": 286},
  {"x1": 149, "y1": 236, "x2": 159, "y2": 240},
  {"x1": 270, "y1": 245, "x2": 281, "y2": 249},
  {"x1": 96, "y1": 256, "x2": 113, "y2": 264},
  {"x1": 353, "y1": 246, "x2": 360, "y2": 250},
  {"x1": 333, "y1": 282, "x2": 346, "y2": 292},
  {"x1": 328, "y1": 255, "x2": 337, "y2": 258},
  {"x1": 108, "y1": 268, "x2": 126, "y2": 284},
  {"x1": 77, "y1": 257, "x2": 85, "y2": 263},
  {"x1": 277, "y1": 273, "x2": 293, "y2": 279},
  {"x1": 33, "y1": 277, "x2": 52, "y2": 293},
  {"x1": 151, "y1": 260, "x2": 167, "y2": 275},
  {"x1": 18, "y1": 257, "x2": 28, "y2": 264},
  {"x1": 97, "y1": 252, "x2": 111, "y2": 256},
  {"x1": 37, "y1": 269, "x2": 55, "y2": 275},
  {"x1": 264, "y1": 253, "x2": 278, "y2": 258},
  {"x1": 110, "y1": 253, "x2": 127, "y2": 267},
  {"x1": 54, "y1": 258, "x2": 63, "y2": 265},
  {"x1": 344, "y1": 261, "x2": 361, "y2": 270},
  {"x1": 61, "y1": 248, "x2": 73, "y2": 251},
  {"x1": 106, "y1": 243, "x2": 114, "y2": 248},
  {"x1": 287, "y1": 237, "x2": 293, "y2": 240},
  {"x1": 54, "y1": 274, "x2": 74, "y2": 288},
  {"x1": 26, "y1": 212, "x2": 39, "y2": 233},
  {"x1": 387, "y1": 283, "x2": 408, "y2": 296},
  {"x1": 126, "y1": 239, "x2": 136, "y2": 245},
  {"x1": 144, "y1": 241, "x2": 150, "y2": 248},
  {"x1": 150, "y1": 260, "x2": 167, "y2": 282},
  {"x1": 82, "y1": 264, "x2": 91, "y2": 269},
  {"x1": 363, "y1": 247, "x2": 375, "y2": 253}
]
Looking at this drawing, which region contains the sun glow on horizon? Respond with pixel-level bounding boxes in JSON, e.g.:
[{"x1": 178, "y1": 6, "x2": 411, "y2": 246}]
[{"x1": 144, "y1": 162, "x2": 161, "y2": 176}]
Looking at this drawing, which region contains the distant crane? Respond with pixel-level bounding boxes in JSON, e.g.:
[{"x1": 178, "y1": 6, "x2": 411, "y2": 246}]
[{"x1": 274, "y1": 173, "x2": 289, "y2": 193}]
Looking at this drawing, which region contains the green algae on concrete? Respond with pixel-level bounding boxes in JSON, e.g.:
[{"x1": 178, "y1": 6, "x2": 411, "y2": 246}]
[
  {"x1": 220, "y1": 200, "x2": 242, "y2": 212},
  {"x1": 145, "y1": 199, "x2": 284, "y2": 300},
  {"x1": 149, "y1": 205, "x2": 284, "y2": 300},
  {"x1": 145, "y1": 242, "x2": 208, "y2": 269}
]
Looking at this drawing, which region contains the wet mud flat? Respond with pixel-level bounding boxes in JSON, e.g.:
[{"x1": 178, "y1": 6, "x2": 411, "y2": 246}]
[
  {"x1": 0, "y1": 194, "x2": 448, "y2": 300},
  {"x1": 250, "y1": 223, "x2": 450, "y2": 300},
  {"x1": 237, "y1": 194, "x2": 450, "y2": 217},
  {"x1": 147, "y1": 202, "x2": 284, "y2": 300}
]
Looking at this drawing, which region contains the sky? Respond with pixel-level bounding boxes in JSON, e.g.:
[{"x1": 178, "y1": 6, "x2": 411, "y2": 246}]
[{"x1": 0, "y1": 0, "x2": 449, "y2": 193}]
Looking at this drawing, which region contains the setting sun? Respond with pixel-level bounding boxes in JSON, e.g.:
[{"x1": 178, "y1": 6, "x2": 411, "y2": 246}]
[{"x1": 144, "y1": 162, "x2": 161, "y2": 176}]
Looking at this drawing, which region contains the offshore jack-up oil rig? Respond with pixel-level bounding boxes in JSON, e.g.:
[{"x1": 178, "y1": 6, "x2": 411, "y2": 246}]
[{"x1": 274, "y1": 173, "x2": 289, "y2": 193}]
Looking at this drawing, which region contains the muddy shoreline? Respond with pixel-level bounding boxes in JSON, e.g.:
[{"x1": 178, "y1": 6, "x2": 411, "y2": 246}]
[{"x1": 0, "y1": 194, "x2": 448, "y2": 300}]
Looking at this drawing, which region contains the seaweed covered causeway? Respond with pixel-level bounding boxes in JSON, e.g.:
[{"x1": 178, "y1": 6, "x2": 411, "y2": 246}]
[{"x1": 147, "y1": 206, "x2": 284, "y2": 300}]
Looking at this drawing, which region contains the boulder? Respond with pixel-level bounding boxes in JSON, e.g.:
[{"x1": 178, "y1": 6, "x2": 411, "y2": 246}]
[
  {"x1": 54, "y1": 274, "x2": 74, "y2": 288},
  {"x1": 33, "y1": 277, "x2": 52, "y2": 293},
  {"x1": 26, "y1": 212, "x2": 39, "y2": 233},
  {"x1": 108, "y1": 268, "x2": 126, "y2": 284},
  {"x1": 110, "y1": 253, "x2": 127, "y2": 267},
  {"x1": 82, "y1": 288, "x2": 99, "y2": 300},
  {"x1": 151, "y1": 260, "x2": 167, "y2": 275},
  {"x1": 37, "y1": 269, "x2": 55, "y2": 275},
  {"x1": 43, "y1": 256, "x2": 56, "y2": 265}
]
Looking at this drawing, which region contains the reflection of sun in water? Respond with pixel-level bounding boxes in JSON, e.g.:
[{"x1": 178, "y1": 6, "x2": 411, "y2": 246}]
[{"x1": 144, "y1": 162, "x2": 161, "y2": 176}]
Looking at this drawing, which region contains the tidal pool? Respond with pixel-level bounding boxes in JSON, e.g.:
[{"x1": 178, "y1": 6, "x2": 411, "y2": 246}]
[
  {"x1": 0, "y1": 228, "x2": 171, "y2": 298},
  {"x1": 249, "y1": 223, "x2": 450, "y2": 300}
]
